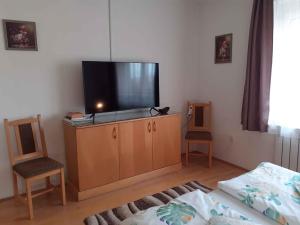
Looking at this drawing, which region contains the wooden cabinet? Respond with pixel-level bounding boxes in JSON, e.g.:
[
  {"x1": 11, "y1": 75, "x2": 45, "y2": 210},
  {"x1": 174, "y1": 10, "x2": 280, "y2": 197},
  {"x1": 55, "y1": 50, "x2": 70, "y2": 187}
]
[
  {"x1": 77, "y1": 124, "x2": 119, "y2": 190},
  {"x1": 64, "y1": 114, "x2": 181, "y2": 200},
  {"x1": 119, "y1": 119, "x2": 153, "y2": 179},
  {"x1": 152, "y1": 115, "x2": 181, "y2": 169}
]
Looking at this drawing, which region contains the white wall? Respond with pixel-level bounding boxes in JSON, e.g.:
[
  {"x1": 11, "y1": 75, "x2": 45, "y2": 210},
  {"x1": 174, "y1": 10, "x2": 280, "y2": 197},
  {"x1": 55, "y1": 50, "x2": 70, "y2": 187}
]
[
  {"x1": 184, "y1": 0, "x2": 276, "y2": 170},
  {"x1": 0, "y1": 0, "x2": 190, "y2": 199},
  {"x1": 110, "y1": 0, "x2": 190, "y2": 111},
  {"x1": 0, "y1": 0, "x2": 277, "y2": 199}
]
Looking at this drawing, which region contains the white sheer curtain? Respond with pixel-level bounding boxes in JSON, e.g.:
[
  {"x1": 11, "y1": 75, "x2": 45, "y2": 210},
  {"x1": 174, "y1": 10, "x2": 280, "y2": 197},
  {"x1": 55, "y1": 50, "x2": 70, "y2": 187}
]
[{"x1": 268, "y1": 0, "x2": 300, "y2": 137}]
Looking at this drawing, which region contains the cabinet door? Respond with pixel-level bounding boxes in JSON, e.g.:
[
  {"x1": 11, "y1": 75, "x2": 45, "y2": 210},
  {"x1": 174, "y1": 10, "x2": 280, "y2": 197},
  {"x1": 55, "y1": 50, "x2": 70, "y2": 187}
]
[
  {"x1": 119, "y1": 119, "x2": 153, "y2": 179},
  {"x1": 152, "y1": 115, "x2": 181, "y2": 169},
  {"x1": 77, "y1": 124, "x2": 119, "y2": 190}
]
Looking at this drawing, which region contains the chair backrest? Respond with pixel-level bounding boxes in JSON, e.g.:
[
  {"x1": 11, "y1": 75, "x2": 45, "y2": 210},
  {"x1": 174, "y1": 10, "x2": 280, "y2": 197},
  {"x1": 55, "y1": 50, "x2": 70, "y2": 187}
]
[
  {"x1": 4, "y1": 114, "x2": 48, "y2": 166},
  {"x1": 187, "y1": 101, "x2": 212, "y2": 132}
]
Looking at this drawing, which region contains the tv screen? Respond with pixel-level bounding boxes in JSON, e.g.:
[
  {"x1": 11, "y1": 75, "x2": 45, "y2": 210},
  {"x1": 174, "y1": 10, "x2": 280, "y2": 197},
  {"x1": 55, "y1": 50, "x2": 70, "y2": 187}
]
[{"x1": 82, "y1": 61, "x2": 160, "y2": 114}]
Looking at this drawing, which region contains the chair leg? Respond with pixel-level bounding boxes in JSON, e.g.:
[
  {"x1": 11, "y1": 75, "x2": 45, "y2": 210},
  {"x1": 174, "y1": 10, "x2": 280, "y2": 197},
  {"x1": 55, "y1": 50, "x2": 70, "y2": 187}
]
[
  {"x1": 185, "y1": 141, "x2": 189, "y2": 166},
  {"x1": 60, "y1": 168, "x2": 66, "y2": 206},
  {"x1": 12, "y1": 172, "x2": 19, "y2": 199},
  {"x1": 46, "y1": 177, "x2": 51, "y2": 188},
  {"x1": 208, "y1": 142, "x2": 213, "y2": 168},
  {"x1": 25, "y1": 179, "x2": 34, "y2": 220}
]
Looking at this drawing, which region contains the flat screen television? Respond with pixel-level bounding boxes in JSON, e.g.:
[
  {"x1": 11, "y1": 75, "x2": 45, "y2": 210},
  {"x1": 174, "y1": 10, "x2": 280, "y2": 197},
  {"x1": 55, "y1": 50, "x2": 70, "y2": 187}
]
[{"x1": 82, "y1": 61, "x2": 160, "y2": 114}]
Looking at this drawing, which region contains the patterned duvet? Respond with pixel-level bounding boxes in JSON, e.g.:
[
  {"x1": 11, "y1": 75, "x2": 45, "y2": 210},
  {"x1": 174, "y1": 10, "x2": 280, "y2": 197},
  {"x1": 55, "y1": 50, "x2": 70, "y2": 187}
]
[
  {"x1": 87, "y1": 163, "x2": 300, "y2": 225},
  {"x1": 120, "y1": 190, "x2": 260, "y2": 225},
  {"x1": 219, "y1": 162, "x2": 300, "y2": 225}
]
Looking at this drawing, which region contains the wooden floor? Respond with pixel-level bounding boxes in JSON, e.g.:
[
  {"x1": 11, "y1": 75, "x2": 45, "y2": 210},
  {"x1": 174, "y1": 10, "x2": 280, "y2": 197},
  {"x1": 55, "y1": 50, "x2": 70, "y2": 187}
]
[{"x1": 0, "y1": 158, "x2": 246, "y2": 225}]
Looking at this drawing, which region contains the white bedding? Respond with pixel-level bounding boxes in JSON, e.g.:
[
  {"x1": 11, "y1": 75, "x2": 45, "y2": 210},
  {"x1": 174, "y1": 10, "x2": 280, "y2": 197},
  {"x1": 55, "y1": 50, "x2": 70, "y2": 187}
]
[
  {"x1": 118, "y1": 162, "x2": 300, "y2": 225},
  {"x1": 218, "y1": 162, "x2": 300, "y2": 225},
  {"x1": 120, "y1": 190, "x2": 261, "y2": 225},
  {"x1": 208, "y1": 190, "x2": 278, "y2": 225}
]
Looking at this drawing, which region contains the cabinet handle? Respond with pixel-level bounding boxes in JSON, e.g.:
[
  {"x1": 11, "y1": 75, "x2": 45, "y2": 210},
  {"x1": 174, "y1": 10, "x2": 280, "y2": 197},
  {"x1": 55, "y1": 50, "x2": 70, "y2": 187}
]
[
  {"x1": 153, "y1": 121, "x2": 156, "y2": 132},
  {"x1": 112, "y1": 127, "x2": 117, "y2": 139},
  {"x1": 147, "y1": 122, "x2": 151, "y2": 133}
]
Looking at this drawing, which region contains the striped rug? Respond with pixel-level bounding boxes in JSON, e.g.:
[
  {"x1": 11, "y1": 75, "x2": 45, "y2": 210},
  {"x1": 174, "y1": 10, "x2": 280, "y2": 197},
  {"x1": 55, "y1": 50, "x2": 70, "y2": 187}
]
[{"x1": 84, "y1": 181, "x2": 212, "y2": 225}]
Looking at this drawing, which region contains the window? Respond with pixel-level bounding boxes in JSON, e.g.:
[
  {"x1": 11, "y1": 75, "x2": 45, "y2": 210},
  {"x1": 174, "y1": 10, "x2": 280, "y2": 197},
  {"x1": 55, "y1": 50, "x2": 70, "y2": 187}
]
[{"x1": 268, "y1": 0, "x2": 300, "y2": 133}]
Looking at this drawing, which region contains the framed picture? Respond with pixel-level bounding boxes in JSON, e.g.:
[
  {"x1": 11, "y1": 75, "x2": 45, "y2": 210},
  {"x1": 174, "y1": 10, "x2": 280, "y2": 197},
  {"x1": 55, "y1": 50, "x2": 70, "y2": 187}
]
[
  {"x1": 2, "y1": 19, "x2": 38, "y2": 51},
  {"x1": 215, "y1": 33, "x2": 232, "y2": 63}
]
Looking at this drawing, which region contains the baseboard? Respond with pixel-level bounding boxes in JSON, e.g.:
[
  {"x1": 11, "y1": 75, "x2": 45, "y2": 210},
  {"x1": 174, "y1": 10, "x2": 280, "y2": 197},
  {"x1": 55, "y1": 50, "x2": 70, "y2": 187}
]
[
  {"x1": 181, "y1": 153, "x2": 248, "y2": 171},
  {"x1": 212, "y1": 156, "x2": 249, "y2": 171},
  {"x1": 0, "y1": 177, "x2": 61, "y2": 202},
  {"x1": 0, "y1": 183, "x2": 62, "y2": 202},
  {"x1": 0, "y1": 195, "x2": 14, "y2": 203}
]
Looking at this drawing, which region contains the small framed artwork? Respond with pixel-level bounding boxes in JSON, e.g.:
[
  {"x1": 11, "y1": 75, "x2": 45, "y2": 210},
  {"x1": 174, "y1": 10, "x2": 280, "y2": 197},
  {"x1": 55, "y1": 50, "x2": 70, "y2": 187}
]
[
  {"x1": 2, "y1": 19, "x2": 38, "y2": 51},
  {"x1": 215, "y1": 33, "x2": 232, "y2": 63}
]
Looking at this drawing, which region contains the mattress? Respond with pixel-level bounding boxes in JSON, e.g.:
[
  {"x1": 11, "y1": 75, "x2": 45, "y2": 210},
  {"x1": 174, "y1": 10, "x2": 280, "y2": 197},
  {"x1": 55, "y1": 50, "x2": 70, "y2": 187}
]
[{"x1": 208, "y1": 189, "x2": 278, "y2": 225}]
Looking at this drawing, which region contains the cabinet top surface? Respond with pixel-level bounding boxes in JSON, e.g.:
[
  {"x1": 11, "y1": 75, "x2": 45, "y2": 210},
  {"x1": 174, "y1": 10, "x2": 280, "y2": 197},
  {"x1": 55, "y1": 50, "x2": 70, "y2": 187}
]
[{"x1": 64, "y1": 110, "x2": 180, "y2": 128}]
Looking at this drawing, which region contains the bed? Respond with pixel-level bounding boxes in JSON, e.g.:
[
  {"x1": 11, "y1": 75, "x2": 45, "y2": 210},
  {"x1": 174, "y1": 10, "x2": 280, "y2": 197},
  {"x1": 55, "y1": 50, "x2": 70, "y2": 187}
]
[
  {"x1": 208, "y1": 190, "x2": 278, "y2": 225},
  {"x1": 218, "y1": 162, "x2": 300, "y2": 225},
  {"x1": 116, "y1": 163, "x2": 300, "y2": 225}
]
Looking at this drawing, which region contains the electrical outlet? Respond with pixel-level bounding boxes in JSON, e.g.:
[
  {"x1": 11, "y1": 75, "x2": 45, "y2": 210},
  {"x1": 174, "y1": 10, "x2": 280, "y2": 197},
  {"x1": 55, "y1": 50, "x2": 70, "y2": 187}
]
[{"x1": 188, "y1": 105, "x2": 193, "y2": 116}]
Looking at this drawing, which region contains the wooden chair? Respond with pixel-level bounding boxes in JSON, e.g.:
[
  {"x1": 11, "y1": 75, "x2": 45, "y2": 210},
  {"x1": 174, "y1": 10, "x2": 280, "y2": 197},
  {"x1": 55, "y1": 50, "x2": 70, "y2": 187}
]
[
  {"x1": 4, "y1": 115, "x2": 66, "y2": 220},
  {"x1": 185, "y1": 102, "x2": 213, "y2": 168}
]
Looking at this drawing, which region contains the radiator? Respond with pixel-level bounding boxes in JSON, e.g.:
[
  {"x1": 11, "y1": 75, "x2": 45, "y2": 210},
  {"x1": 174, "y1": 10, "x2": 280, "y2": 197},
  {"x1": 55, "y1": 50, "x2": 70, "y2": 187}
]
[{"x1": 274, "y1": 137, "x2": 300, "y2": 172}]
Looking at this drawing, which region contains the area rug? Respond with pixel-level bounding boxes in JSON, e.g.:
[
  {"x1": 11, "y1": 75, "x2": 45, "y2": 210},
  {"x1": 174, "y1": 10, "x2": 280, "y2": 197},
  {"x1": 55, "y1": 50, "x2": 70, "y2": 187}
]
[{"x1": 84, "y1": 180, "x2": 212, "y2": 225}]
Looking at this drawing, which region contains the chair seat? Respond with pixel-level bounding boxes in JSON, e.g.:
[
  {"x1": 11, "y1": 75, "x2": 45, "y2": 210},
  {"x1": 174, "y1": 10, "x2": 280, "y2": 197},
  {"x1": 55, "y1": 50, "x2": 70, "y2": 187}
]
[
  {"x1": 185, "y1": 131, "x2": 212, "y2": 141},
  {"x1": 13, "y1": 157, "x2": 63, "y2": 178}
]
